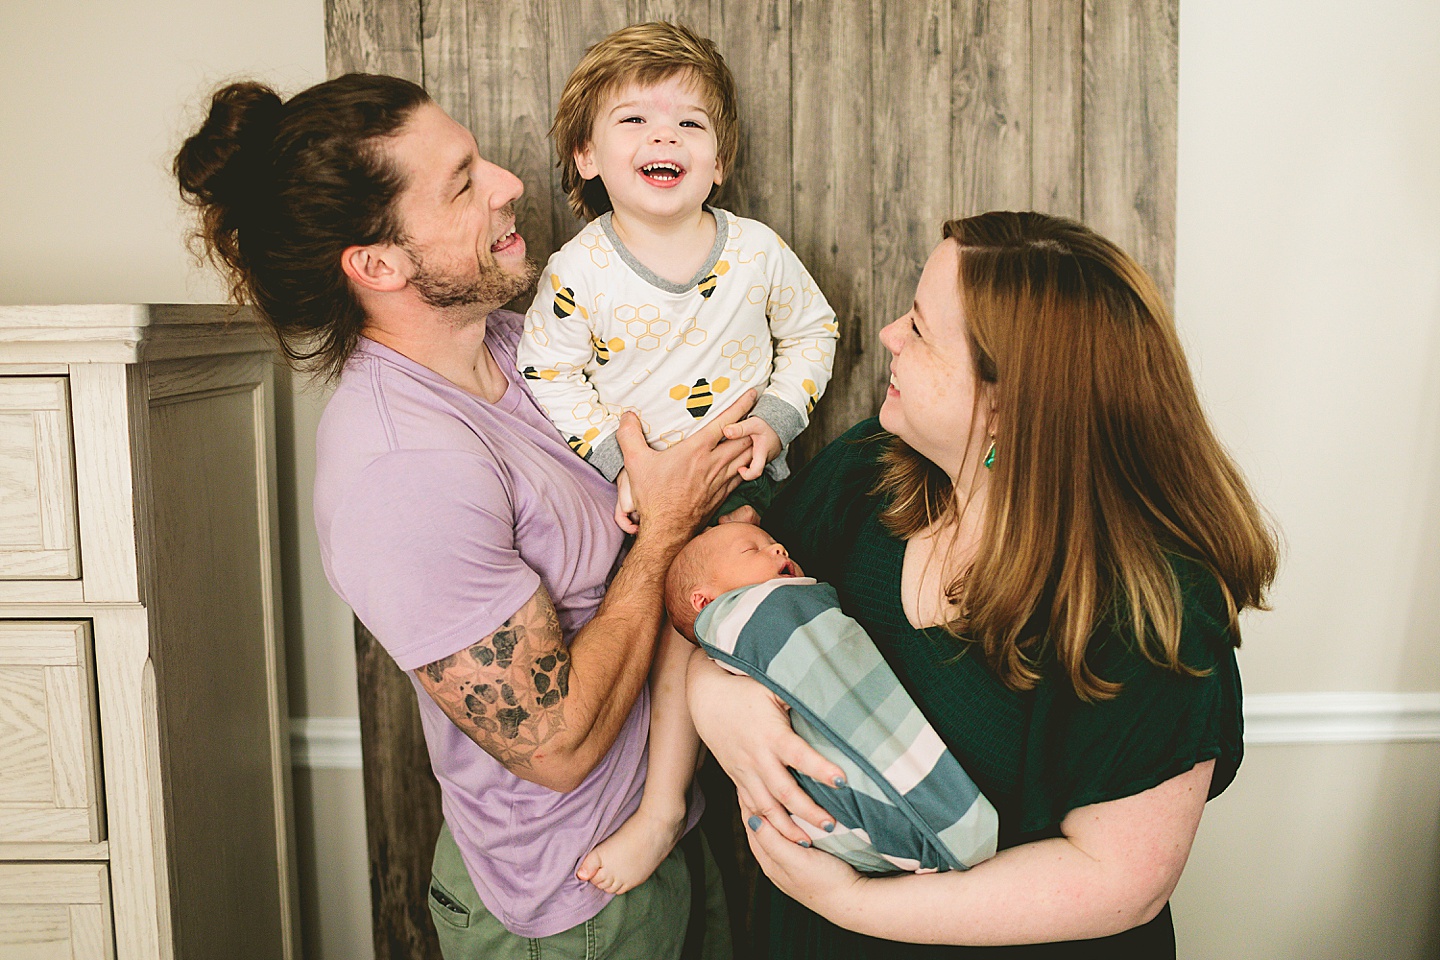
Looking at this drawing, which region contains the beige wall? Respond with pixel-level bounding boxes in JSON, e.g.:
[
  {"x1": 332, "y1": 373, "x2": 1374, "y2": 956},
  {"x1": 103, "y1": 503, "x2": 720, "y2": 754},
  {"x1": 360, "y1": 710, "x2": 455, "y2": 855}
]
[
  {"x1": 1170, "y1": 1, "x2": 1440, "y2": 956},
  {"x1": 0, "y1": 4, "x2": 367, "y2": 960},
  {"x1": 2, "y1": 2, "x2": 1438, "y2": 960}
]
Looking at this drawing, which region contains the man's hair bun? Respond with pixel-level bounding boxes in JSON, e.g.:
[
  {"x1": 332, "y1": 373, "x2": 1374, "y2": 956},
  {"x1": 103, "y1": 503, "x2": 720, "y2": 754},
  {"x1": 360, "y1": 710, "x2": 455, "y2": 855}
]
[{"x1": 175, "y1": 82, "x2": 283, "y2": 216}]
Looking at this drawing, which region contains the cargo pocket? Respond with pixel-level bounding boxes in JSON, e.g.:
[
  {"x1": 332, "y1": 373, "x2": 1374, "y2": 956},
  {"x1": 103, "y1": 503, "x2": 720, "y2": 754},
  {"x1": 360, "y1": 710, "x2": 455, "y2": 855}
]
[{"x1": 428, "y1": 876, "x2": 472, "y2": 930}]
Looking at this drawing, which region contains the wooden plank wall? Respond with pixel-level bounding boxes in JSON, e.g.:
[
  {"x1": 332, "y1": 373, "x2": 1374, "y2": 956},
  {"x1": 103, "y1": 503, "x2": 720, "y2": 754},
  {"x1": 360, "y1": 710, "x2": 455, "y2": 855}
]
[
  {"x1": 327, "y1": 0, "x2": 1178, "y2": 464},
  {"x1": 325, "y1": 1, "x2": 1177, "y2": 956}
]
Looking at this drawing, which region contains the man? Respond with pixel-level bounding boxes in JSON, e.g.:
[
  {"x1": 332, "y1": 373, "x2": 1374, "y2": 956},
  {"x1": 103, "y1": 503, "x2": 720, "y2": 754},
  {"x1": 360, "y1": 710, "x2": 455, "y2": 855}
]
[{"x1": 175, "y1": 74, "x2": 745, "y2": 958}]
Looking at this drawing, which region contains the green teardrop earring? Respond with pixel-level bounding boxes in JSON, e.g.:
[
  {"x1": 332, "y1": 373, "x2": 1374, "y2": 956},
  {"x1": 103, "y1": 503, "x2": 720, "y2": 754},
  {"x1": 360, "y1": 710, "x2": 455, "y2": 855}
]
[{"x1": 983, "y1": 437, "x2": 996, "y2": 470}]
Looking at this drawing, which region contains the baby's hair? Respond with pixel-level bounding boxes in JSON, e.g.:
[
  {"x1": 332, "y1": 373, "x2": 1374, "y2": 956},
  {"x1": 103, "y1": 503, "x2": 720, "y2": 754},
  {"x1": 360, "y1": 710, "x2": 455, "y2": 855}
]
[
  {"x1": 551, "y1": 21, "x2": 739, "y2": 221},
  {"x1": 664, "y1": 536, "x2": 712, "y2": 643}
]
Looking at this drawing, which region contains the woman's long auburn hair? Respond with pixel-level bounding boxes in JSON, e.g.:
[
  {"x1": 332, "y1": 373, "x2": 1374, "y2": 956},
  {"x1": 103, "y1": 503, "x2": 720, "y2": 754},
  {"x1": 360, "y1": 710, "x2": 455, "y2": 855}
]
[{"x1": 876, "y1": 212, "x2": 1278, "y2": 701}]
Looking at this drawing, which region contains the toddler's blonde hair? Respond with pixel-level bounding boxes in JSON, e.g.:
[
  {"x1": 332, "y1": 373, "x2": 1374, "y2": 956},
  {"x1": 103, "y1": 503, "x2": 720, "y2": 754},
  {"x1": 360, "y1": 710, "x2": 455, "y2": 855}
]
[{"x1": 551, "y1": 21, "x2": 739, "y2": 221}]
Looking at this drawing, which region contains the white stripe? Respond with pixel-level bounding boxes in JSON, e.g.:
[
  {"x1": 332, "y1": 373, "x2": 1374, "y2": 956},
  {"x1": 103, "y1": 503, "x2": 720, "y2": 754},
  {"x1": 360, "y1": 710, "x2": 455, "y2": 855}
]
[
  {"x1": 706, "y1": 576, "x2": 816, "y2": 656},
  {"x1": 880, "y1": 723, "x2": 947, "y2": 794}
]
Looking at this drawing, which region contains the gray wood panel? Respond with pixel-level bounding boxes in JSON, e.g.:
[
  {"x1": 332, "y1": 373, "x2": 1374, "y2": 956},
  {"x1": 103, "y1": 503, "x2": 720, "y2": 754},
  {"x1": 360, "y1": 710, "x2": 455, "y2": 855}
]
[
  {"x1": 789, "y1": 0, "x2": 875, "y2": 465},
  {"x1": 714, "y1": 0, "x2": 792, "y2": 239},
  {"x1": 1082, "y1": 0, "x2": 1179, "y2": 302},
  {"x1": 953, "y1": 0, "x2": 1033, "y2": 215},
  {"x1": 324, "y1": 0, "x2": 1179, "y2": 952},
  {"x1": 467, "y1": 1, "x2": 560, "y2": 261},
  {"x1": 872, "y1": 0, "x2": 954, "y2": 373},
  {"x1": 1031, "y1": 0, "x2": 1083, "y2": 218},
  {"x1": 420, "y1": 0, "x2": 472, "y2": 138},
  {"x1": 355, "y1": 622, "x2": 443, "y2": 960},
  {"x1": 543, "y1": 2, "x2": 631, "y2": 245},
  {"x1": 326, "y1": 0, "x2": 422, "y2": 80}
]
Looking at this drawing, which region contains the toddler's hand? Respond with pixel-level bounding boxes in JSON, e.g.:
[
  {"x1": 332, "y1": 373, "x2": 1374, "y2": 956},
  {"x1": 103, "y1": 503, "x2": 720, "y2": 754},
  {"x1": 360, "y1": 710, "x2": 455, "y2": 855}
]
[
  {"x1": 614, "y1": 468, "x2": 640, "y2": 534},
  {"x1": 723, "y1": 417, "x2": 782, "y2": 482}
]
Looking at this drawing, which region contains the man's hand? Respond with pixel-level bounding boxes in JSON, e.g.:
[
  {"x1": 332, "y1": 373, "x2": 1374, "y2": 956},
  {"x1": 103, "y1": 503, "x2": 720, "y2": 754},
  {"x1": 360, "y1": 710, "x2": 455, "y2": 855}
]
[
  {"x1": 723, "y1": 416, "x2": 783, "y2": 481},
  {"x1": 617, "y1": 389, "x2": 757, "y2": 536}
]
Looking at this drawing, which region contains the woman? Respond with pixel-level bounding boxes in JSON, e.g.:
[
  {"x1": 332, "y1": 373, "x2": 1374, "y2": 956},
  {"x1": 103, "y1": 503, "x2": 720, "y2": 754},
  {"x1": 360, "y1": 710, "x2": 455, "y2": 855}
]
[{"x1": 691, "y1": 212, "x2": 1277, "y2": 957}]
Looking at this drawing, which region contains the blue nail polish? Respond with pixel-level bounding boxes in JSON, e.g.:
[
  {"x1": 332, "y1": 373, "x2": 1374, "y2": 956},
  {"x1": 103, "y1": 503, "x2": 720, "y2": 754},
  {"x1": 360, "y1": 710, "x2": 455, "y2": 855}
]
[
  {"x1": 799, "y1": 840, "x2": 812, "y2": 848},
  {"x1": 823, "y1": 821, "x2": 835, "y2": 833},
  {"x1": 833, "y1": 775, "x2": 847, "y2": 789},
  {"x1": 747, "y1": 815, "x2": 762, "y2": 831}
]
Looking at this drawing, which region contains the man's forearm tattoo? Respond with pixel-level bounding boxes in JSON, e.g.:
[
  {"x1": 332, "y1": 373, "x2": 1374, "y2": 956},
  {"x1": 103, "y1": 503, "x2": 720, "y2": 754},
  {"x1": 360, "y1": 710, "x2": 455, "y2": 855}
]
[{"x1": 417, "y1": 590, "x2": 571, "y2": 770}]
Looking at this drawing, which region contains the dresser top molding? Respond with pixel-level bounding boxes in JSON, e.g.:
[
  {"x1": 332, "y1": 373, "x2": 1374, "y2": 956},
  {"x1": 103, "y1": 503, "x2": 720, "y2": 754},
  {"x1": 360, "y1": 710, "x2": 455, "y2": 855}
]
[{"x1": 0, "y1": 304, "x2": 271, "y2": 364}]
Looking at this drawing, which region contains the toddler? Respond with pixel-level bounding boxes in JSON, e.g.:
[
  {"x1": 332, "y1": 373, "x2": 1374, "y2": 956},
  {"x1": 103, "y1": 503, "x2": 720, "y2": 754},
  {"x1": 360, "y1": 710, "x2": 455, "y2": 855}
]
[
  {"x1": 520, "y1": 21, "x2": 837, "y2": 530},
  {"x1": 521, "y1": 21, "x2": 839, "y2": 895},
  {"x1": 665, "y1": 522, "x2": 999, "y2": 875}
]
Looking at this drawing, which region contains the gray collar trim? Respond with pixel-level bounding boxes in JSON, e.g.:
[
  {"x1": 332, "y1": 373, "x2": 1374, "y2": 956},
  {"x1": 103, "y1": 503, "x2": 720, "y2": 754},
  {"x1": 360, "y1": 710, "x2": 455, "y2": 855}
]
[{"x1": 597, "y1": 208, "x2": 730, "y2": 294}]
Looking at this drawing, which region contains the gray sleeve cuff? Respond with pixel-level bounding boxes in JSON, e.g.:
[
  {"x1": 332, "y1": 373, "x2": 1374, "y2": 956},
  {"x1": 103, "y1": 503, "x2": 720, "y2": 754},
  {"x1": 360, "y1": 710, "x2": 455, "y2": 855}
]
[
  {"x1": 753, "y1": 393, "x2": 806, "y2": 447},
  {"x1": 587, "y1": 432, "x2": 625, "y2": 482}
]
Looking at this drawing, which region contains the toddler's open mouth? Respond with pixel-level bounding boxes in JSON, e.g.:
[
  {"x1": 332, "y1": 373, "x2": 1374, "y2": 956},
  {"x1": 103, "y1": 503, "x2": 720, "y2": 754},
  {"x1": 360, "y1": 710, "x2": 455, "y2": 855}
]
[{"x1": 639, "y1": 161, "x2": 685, "y2": 185}]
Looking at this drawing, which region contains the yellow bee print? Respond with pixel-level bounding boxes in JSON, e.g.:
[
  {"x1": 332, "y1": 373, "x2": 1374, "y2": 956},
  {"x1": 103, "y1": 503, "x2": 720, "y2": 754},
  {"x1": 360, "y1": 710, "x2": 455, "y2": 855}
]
[
  {"x1": 592, "y1": 335, "x2": 625, "y2": 365},
  {"x1": 522, "y1": 366, "x2": 561, "y2": 381},
  {"x1": 550, "y1": 274, "x2": 589, "y2": 320},
  {"x1": 670, "y1": 376, "x2": 731, "y2": 419},
  {"x1": 567, "y1": 426, "x2": 601, "y2": 458},
  {"x1": 697, "y1": 260, "x2": 731, "y2": 299},
  {"x1": 802, "y1": 378, "x2": 820, "y2": 414}
]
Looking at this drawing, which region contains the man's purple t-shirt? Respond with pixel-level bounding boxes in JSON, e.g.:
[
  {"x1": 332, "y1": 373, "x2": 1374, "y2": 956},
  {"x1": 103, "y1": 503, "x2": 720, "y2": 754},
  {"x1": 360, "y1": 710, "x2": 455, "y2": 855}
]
[{"x1": 313, "y1": 311, "x2": 661, "y2": 937}]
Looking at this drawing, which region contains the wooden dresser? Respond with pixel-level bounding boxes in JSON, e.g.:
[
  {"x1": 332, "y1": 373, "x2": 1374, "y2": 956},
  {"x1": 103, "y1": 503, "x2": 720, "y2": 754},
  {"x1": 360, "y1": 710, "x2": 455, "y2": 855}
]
[{"x1": 0, "y1": 305, "x2": 298, "y2": 960}]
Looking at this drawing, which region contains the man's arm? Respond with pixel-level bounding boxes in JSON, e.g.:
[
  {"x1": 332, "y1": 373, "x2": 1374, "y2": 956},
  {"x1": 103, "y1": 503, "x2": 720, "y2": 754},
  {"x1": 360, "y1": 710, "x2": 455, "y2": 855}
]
[
  {"x1": 414, "y1": 586, "x2": 572, "y2": 779},
  {"x1": 415, "y1": 395, "x2": 757, "y2": 792}
]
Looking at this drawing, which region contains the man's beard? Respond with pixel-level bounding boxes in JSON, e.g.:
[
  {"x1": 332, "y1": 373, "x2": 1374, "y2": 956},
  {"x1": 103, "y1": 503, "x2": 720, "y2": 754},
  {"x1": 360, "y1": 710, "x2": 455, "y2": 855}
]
[{"x1": 407, "y1": 247, "x2": 538, "y2": 312}]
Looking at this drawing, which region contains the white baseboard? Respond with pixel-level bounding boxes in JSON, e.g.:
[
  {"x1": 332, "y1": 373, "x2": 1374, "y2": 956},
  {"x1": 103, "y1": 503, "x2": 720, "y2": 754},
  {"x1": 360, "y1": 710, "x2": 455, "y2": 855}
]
[
  {"x1": 290, "y1": 717, "x2": 364, "y2": 770},
  {"x1": 1242, "y1": 692, "x2": 1440, "y2": 745},
  {"x1": 286, "y1": 693, "x2": 1440, "y2": 770}
]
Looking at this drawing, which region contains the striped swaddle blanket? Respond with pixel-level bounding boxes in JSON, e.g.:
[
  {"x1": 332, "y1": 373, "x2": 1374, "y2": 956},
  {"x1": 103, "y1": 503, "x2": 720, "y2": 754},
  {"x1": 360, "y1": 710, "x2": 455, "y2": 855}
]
[{"x1": 694, "y1": 577, "x2": 998, "y2": 874}]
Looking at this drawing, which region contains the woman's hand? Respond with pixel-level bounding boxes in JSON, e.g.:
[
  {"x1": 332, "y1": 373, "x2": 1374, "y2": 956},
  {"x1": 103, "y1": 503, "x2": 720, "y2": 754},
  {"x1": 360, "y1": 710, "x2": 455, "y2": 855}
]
[
  {"x1": 742, "y1": 797, "x2": 869, "y2": 919},
  {"x1": 686, "y1": 649, "x2": 845, "y2": 844}
]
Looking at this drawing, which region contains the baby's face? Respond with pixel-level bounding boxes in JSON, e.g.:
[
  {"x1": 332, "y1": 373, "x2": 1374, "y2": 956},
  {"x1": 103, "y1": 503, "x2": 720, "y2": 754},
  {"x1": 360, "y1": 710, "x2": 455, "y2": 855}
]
[{"x1": 700, "y1": 523, "x2": 804, "y2": 596}]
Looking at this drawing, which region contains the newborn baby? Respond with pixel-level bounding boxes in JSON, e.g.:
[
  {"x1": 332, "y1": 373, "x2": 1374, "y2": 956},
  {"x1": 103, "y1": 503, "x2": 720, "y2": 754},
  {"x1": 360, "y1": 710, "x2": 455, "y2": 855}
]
[{"x1": 666, "y1": 522, "x2": 998, "y2": 874}]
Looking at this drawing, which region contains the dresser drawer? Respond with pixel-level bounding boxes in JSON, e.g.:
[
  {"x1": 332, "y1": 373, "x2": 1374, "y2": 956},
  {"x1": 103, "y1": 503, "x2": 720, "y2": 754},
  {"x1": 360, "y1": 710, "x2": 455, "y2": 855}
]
[
  {"x1": 0, "y1": 861, "x2": 113, "y2": 959},
  {"x1": 0, "y1": 622, "x2": 104, "y2": 843},
  {"x1": 0, "y1": 377, "x2": 80, "y2": 580}
]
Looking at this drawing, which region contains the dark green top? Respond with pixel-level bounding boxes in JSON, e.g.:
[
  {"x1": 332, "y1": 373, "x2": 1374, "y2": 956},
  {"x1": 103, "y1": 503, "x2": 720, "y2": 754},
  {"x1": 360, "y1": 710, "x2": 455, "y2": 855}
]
[{"x1": 754, "y1": 420, "x2": 1244, "y2": 960}]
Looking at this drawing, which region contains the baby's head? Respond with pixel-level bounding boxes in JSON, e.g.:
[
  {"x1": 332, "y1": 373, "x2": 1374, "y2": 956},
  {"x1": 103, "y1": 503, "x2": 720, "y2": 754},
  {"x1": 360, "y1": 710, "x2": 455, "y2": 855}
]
[
  {"x1": 665, "y1": 523, "x2": 803, "y2": 642},
  {"x1": 552, "y1": 21, "x2": 739, "y2": 222}
]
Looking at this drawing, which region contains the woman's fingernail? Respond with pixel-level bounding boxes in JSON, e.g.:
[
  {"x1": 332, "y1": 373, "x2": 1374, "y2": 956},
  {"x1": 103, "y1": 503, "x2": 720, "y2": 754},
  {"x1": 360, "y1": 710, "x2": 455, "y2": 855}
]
[
  {"x1": 824, "y1": 821, "x2": 836, "y2": 833},
  {"x1": 799, "y1": 839, "x2": 812, "y2": 848},
  {"x1": 833, "y1": 775, "x2": 847, "y2": 788},
  {"x1": 747, "y1": 815, "x2": 762, "y2": 831}
]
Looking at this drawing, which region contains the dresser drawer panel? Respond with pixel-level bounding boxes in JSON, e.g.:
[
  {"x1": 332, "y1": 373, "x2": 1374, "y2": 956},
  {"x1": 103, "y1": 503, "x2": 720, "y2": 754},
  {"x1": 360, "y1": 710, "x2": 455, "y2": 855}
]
[
  {"x1": 0, "y1": 377, "x2": 80, "y2": 580},
  {"x1": 0, "y1": 623, "x2": 103, "y2": 843},
  {"x1": 0, "y1": 862, "x2": 112, "y2": 960}
]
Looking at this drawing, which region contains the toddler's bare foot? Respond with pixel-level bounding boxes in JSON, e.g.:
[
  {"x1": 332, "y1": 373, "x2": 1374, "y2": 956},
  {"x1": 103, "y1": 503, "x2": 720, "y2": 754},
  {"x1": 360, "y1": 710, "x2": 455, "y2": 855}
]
[{"x1": 576, "y1": 806, "x2": 686, "y2": 895}]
